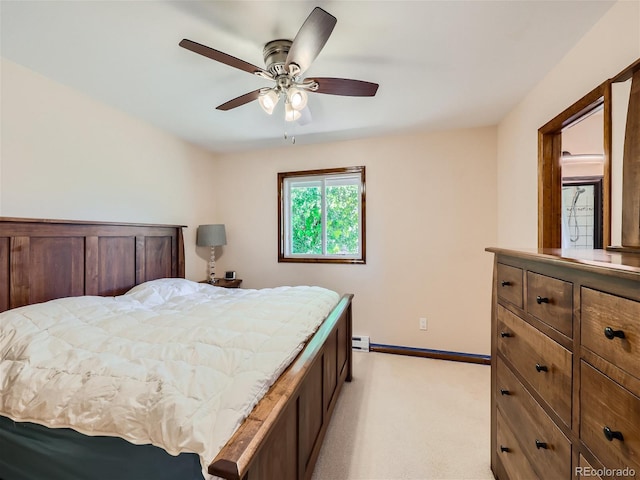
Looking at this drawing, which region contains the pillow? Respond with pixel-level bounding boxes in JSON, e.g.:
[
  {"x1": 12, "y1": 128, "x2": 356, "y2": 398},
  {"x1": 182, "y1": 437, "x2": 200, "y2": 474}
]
[{"x1": 125, "y1": 278, "x2": 202, "y2": 305}]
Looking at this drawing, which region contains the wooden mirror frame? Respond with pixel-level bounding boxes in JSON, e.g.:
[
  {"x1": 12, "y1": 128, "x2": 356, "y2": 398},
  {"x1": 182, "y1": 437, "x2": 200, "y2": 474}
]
[
  {"x1": 538, "y1": 82, "x2": 611, "y2": 249},
  {"x1": 618, "y1": 64, "x2": 640, "y2": 248},
  {"x1": 538, "y1": 58, "x2": 640, "y2": 250}
]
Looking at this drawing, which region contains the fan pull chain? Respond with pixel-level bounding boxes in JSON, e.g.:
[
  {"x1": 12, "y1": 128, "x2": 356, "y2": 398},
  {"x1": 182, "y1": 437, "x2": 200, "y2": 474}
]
[
  {"x1": 283, "y1": 113, "x2": 296, "y2": 145},
  {"x1": 283, "y1": 131, "x2": 296, "y2": 145}
]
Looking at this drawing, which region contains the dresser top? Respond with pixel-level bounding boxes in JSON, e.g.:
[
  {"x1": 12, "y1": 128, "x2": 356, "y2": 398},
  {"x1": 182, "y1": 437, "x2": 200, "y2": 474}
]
[{"x1": 486, "y1": 247, "x2": 640, "y2": 279}]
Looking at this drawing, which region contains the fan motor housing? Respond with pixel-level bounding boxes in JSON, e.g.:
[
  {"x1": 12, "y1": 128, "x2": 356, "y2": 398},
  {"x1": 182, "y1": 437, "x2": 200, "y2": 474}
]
[{"x1": 263, "y1": 39, "x2": 292, "y2": 76}]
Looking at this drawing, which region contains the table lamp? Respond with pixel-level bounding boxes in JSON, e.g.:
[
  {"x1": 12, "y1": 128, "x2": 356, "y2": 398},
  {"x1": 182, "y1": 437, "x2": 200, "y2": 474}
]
[{"x1": 196, "y1": 224, "x2": 227, "y2": 284}]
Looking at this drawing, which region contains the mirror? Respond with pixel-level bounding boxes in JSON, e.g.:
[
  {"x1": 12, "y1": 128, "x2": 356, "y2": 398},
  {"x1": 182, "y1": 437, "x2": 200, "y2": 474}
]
[
  {"x1": 538, "y1": 85, "x2": 609, "y2": 249},
  {"x1": 538, "y1": 57, "x2": 640, "y2": 250}
]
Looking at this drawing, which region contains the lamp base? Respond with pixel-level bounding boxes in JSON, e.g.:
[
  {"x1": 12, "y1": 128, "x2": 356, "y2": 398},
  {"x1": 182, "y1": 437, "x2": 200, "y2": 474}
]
[{"x1": 209, "y1": 246, "x2": 216, "y2": 284}]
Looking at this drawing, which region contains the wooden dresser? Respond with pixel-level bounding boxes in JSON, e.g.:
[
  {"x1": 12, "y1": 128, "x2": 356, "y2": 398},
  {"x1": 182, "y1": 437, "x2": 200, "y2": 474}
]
[{"x1": 486, "y1": 248, "x2": 640, "y2": 480}]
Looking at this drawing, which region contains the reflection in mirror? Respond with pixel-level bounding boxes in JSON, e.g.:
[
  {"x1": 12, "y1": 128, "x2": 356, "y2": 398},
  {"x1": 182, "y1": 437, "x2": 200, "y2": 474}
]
[
  {"x1": 537, "y1": 84, "x2": 609, "y2": 250},
  {"x1": 561, "y1": 178, "x2": 603, "y2": 249},
  {"x1": 561, "y1": 108, "x2": 604, "y2": 248},
  {"x1": 539, "y1": 58, "x2": 640, "y2": 251}
]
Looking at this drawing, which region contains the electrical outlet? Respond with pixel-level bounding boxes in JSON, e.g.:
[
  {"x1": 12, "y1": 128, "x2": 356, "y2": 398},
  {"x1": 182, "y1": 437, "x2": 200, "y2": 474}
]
[{"x1": 419, "y1": 317, "x2": 427, "y2": 331}]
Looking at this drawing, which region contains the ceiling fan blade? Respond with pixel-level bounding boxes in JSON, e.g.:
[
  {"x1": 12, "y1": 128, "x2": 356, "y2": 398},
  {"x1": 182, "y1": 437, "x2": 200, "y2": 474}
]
[
  {"x1": 285, "y1": 7, "x2": 336, "y2": 75},
  {"x1": 180, "y1": 39, "x2": 272, "y2": 78},
  {"x1": 308, "y1": 77, "x2": 379, "y2": 97},
  {"x1": 216, "y1": 89, "x2": 262, "y2": 111}
]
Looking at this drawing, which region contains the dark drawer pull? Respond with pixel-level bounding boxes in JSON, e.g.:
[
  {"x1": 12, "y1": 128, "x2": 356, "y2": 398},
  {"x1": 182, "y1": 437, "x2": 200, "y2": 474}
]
[
  {"x1": 535, "y1": 440, "x2": 548, "y2": 450},
  {"x1": 603, "y1": 426, "x2": 624, "y2": 442},
  {"x1": 500, "y1": 389, "x2": 510, "y2": 396},
  {"x1": 604, "y1": 327, "x2": 625, "y2": 340},
  {"x1": 500, "y1": 445, "x2": 510, "y2": 453},
  {"x1": 535, "y1": 363, "x2": 548, "y2": 373},
  {"x1": 500, "y1": 331, "x2": 512, "y2": 338},
  {"x1": 536, "y1": 296, "x2": 549, "y2": 304},
  {"x1": 501, "y1": 281, "x2": 511, "y2": 287}
]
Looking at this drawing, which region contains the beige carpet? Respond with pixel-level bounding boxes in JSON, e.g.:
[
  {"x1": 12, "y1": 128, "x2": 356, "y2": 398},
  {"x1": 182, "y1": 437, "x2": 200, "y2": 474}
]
[{"x1": 311, "y1": 351, "x2": 494, "y2": 480}]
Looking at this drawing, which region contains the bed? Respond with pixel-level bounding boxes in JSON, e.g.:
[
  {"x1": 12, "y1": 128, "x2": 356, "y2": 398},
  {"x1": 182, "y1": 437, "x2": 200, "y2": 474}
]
[{"x1": 0, "y1": 217, "x2": 353, "y2": 480}]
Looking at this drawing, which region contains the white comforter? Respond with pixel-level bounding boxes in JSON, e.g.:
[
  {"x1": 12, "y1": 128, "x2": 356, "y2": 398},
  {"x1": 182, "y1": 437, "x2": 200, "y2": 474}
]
[{"x1": 0, "y1": 278, "x2": 340, "y2": 478}]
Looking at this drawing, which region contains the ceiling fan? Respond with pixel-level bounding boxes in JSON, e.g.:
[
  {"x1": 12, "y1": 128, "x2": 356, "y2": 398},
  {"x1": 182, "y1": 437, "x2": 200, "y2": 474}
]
[{"x1": 179, "y1": 7, "x2": 379, "y2": 124}]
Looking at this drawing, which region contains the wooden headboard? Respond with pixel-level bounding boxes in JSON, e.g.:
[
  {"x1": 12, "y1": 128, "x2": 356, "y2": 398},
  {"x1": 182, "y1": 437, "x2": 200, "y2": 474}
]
[{"x1": 0, "y1": 217, "x2": 185, "y2": 312}]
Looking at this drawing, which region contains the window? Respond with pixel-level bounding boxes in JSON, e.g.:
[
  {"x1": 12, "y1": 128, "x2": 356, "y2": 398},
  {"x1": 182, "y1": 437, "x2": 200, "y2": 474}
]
[{"x1": 278, "y1": 166, "x2": 366, "y2": 264}]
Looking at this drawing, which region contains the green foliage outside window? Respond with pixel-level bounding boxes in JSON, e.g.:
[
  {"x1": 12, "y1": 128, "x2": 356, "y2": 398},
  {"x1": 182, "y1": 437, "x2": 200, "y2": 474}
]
[
  {"x1": 326, "y1": 185, "x2": 359, "y2": 254},
  {"x1": 290, "y1": 185, "x2": 322, "y2": 254},
  {"x1": 290, "y1": 183, "x2": 360, "y2": 255}
]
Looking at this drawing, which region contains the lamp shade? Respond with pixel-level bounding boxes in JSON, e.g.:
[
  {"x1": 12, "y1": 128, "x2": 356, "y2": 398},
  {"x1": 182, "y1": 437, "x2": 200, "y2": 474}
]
[
  {"x1": 258, "y1": 88, "x2": 280, "y2": 115},
  {"x1": 287, "y1": 87, "x2": 308, "y2": 111},
  {"x1": 285, "y1": 102, "x2": 302, "y2": 122},
  {"x1": 196, "y1": 224, "x2": 227, "y2": 247}
]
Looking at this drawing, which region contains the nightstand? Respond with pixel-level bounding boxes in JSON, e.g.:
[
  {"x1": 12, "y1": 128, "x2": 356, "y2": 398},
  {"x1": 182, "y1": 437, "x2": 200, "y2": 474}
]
[{"x1": 200, "y1": 278, "x2": 243, "y2": 288}]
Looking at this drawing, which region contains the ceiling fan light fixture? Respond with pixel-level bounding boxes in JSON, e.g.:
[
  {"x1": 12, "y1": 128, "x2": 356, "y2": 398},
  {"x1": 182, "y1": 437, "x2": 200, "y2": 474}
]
[
  {"x1": 179, "y1": 7, "x2": 379, "y2": 127},
  {"x1": 287, "y1": 87, "x2": 308, "y2": 111},
  {"x1": 285, "y1": 102, "x2": 302, "y2": 122},
  {"x1": 258, "y1": 89, "x2": 280, "y2": 115}
]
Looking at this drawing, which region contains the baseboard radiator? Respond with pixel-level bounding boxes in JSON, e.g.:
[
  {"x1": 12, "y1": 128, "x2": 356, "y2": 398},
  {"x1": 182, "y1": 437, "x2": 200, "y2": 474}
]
[
  {"x1": 369, "y1": 343, "x2": 491, "y2": 365},
  {"x1": 351, "y1": 336, "x2": 490, "y2": 364},
  {"x1": 351, "y1": 335, "x2": 370, "y2": 351}
]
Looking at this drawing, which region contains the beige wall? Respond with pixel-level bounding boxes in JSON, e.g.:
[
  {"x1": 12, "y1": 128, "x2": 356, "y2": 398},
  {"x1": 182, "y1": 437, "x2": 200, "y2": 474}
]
[
  {"x1": 1, "y1": 58, "x2": 219, "y2": 278},
  {"x1": 496, "y1": 0, "x2": 640, "y2": 248},
  {"x1": 213, "y1": 128, "x2": 497, "y2": 355},
  {"x1": 1, "y1": 57, "x2": 497, "y2": 355}
]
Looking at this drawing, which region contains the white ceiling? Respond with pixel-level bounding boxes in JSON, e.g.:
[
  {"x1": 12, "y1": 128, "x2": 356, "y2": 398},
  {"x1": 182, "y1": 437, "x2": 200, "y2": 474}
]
[{"x1": 1, "y1": 0, "x2": 614, "y2": 154}]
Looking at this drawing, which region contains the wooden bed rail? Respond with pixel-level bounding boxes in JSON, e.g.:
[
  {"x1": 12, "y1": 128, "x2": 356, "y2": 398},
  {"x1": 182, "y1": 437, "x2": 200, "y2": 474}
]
[{"x1": 209, "y1": 293, "x2": 354, "y2": 480}]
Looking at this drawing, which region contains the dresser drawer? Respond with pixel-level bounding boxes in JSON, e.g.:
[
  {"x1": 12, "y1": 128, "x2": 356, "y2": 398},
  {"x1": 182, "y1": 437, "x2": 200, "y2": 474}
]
[
  {"x1": 581, "y1": 361, "x2": 640, "y2": 475},
  {"x1": 496, "y1": 358, "x2": 571, "y2": 479},
  {"x1": 496, "y1": 409, "x2": 538, "y2": 480},
  {"x1": 582, "y1": 287, "x2": 640, "y2": 381},
  {"x1": 526, "y1": 271, "x2": 573, "y2": 337},
  {"x1": 497, "y1": 305, "x2": 572, "y2": 425},
  {"x1": 497, "y1": 263, "x2": 523, "y2": 308},
  {"x1": 577, "y1": 455, "x2": 603, "y2": 480}
]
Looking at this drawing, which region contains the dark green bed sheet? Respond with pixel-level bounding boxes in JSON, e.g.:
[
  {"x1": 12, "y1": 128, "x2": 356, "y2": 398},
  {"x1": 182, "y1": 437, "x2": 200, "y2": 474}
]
[{"x1": 0, "y1": 415, "x2": 204, "y2": 480}]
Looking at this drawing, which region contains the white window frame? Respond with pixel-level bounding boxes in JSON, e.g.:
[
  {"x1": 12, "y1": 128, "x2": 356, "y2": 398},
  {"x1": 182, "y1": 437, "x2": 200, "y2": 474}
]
[{"x1": 278, "y1": 166, "x2": 366, "y2": 264}]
